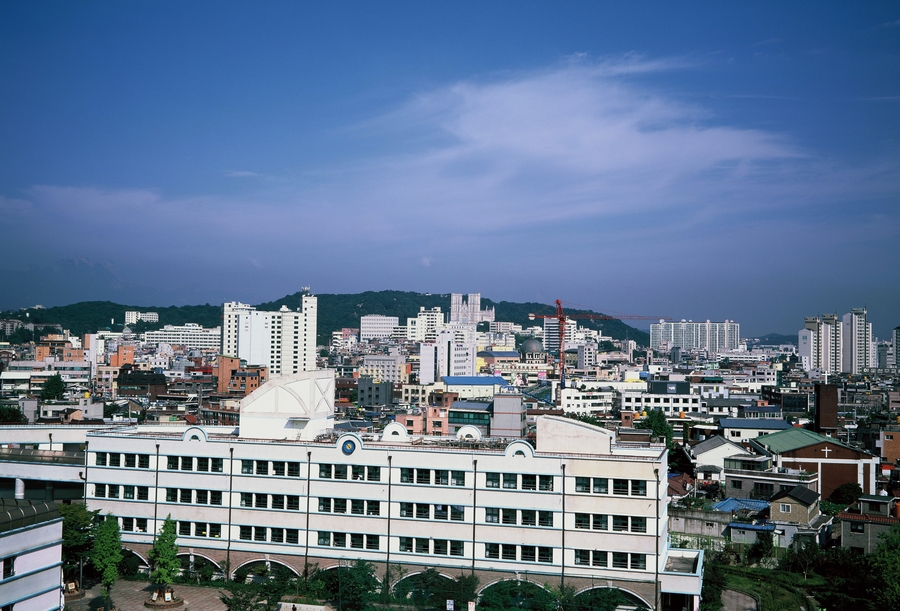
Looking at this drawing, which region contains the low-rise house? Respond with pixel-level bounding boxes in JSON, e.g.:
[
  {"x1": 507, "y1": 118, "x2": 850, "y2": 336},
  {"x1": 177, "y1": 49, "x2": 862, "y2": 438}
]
[
  {"x1": 838, "y1": 494, "x2": 900, "y2": 554},
  {"x1": 769, "y1": 485, "x2": 832, "y2": 546}
]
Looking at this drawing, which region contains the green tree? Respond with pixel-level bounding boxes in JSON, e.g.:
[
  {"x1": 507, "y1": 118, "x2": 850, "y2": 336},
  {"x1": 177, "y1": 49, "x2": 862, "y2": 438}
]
[
  {"x1": 635, "y1": 408, "x2": 674, "y2": 448},
  {"x1": 59, "y1": 503, "x2": 98, "y2": 581},
  {"x1": 747, "y1": 531, "x2": 774, "y2": 565},
  {"x1": 91, "y1": 515, "x2": 123, "y2": 610},
  {"x1": 869, "y1": 523, "x2": 900, "y2": 609},
  {"x1": 40, "y1": 373, "x2": 66, "y2": 401},
  {"x1": 699, "y1": 552, "x2": 727, "y2": 611},
  {"x1": 220, "y1": 580, "x2": 265, "y2": 611},
  {"x1": 324, "y1": 560, "x2": 379, "y2": 611},
  {"x1": 148, "y1": 516, "x2": 180, "y2": 596},
  {"x1": 478, "y1": 580, "x2": 556, "y2": 611},
  {"x1": 779, "y1": 539, "x2": 820, "y2": 580},
  {"x1": 0, "y1": 405, "x2": 26, "y2": 423},
  {"x1": 828, "y1": 482, "x2": 863, "y2": 506}
]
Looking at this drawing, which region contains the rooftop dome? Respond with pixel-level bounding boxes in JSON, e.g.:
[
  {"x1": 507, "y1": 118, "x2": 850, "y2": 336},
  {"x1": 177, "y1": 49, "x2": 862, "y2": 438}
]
[{"x1": 520, "y1": 338, "x2": 543, "y2": 354}]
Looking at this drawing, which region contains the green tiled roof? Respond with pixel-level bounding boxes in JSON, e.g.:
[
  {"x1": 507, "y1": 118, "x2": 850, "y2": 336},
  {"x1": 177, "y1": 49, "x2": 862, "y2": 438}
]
[{"x1": 755, "y1": 427, "x2": 857, "y2": 454}]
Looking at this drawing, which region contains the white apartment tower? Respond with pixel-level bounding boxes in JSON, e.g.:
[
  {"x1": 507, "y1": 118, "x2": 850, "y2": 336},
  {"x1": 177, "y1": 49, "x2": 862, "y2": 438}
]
[
  {"x1": 842, "y1": 308, "x2": 872, "y2": 374},
  {"x1": 543, "y1": 317, "x2": 576, "y2": 352},
  {"x1": 419, "y1": 331, "x2": 477, "y2": 384},
  {"x1": 406, "y1": 307, "x2": 445, "y2": 342},
  {"x1": 649, "y1": 320, "x2": 740, "y2": 352},
  {"x1": 799, "y1": 314, "x2": 841, "y2": 374},
  {"x1": 221, "y1": 297, "x2": 318, "y2": 378}
]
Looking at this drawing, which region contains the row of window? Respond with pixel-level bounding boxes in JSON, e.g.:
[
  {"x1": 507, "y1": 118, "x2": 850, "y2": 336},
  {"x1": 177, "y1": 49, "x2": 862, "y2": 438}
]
[
  {"x1": 399, "y1": 503, "x2": 464, "y2": 521},
  {"x1": 574, "y1": 477, "x2": 647, "y2": 496},
  {"x1": 95, "y1": 452, "x2": 150, "y2": 468},
  {"x1": 485, "y1": 508, "x2": 552, "y2": 527},
  {"x1": 240, "y1": 493, "x2": 301, "y2": 510},
  {"x1": 120, "y1": 517, "x2": 149, "y2": 533},
  {"x1": 95, "y1": 484, "x2": 149, "y2": 500},
  {"x1": 485, "y1": 544, "x2": 553, "y2": 564},
  {"x1": 240, "y1": 525, "x2": 301, "y2": 544},
  {"x1": 319, "y1": 498, "x2": 381, "y2": 515},
  {"x1": 574, "y1": 513, "x2": 647, "y2": 533},
  {"x1": 485, "y1": 473, "x2": 553, "y2": 491},
  {"x1": 399, "y1": 537, "x2": 465, "y2": 556},
  {"x1": 178, "y1": 521, "x2": 223, "y2": 538},
  {"x1": 399, "y1": 468, "x2": 465, "y2": 486},
  {"x1": 162, "y1": 489, "x2": 224, "y2": 505},
  {"x1": 317, "y1": 531, "x2": 380, "y2": 550},
  {"x1": 574, "y1": 550, "x2": 646, "y2": 570},
  {"x1": 166, "y1": 456, "x2": 225, "y2": 473},
  {"x1": 241, "y1": 460, "x2": 301, "y2": 477},
  {"x1": 319, "y1": 464, "x2": 381, "y2": 481}
]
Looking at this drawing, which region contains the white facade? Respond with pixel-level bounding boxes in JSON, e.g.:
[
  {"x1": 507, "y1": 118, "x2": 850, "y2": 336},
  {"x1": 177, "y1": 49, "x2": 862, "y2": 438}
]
[
  {"x1": 143, "y1": 323, "x2": 222, "y2": 350},
  {"x1": 0, "y1": 501, "x2": 63, "y2": 611},
  {"x1": 842, "y1": 308, "x2": 872, "y2": 374},
  {"x1": 238, "y1": 369, "x2": 335, "y2": 440},
  {"x1": 800, "y1": 314, "x2": 841, "y2": 374},
  {"x1": 419, "y1": 332, "x2": 477, "y2": 385},
  {"x1": 558, "y1": 386, "x2": 615, "y2": 415},
  {"x1": 405, "y1": 307, "x2": 445, "y2": 342},
  {"x1": 650, "y1": 320, "x2": 740, "y2": 352},
  {"x1": 542, "y1": 317, "x2": 576, "y2": 352},
  {"x1": 358, "y1": 352, "x2": 408, "y2": 384},
  {"x1": 83, "y1": 416, "x2": 701, "y2": 609},
  {"x1": 223, "y1": 297, "x2": 318, "y2": 378},
  {"x1": 359, "y1": 315, "x2": 400, "y2": 341},
  {"x1": 125, "y1": 311, "x2": 159, "y2": 325},
  {"x1": 449, "y1": 293, "x2": 495, "y2": 324}
]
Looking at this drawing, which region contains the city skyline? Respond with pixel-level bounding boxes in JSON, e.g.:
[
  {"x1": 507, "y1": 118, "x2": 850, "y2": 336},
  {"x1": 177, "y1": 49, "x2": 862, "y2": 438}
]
[{"x1": 1, "y1": 3, "x2": 898, "y2": 338}]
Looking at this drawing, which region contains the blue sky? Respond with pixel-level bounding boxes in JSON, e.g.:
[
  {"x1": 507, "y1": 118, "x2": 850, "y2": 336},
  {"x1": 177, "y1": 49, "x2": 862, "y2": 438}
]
[{"x1": 1, "y1": 2, "x2": 898, "y2": 337}]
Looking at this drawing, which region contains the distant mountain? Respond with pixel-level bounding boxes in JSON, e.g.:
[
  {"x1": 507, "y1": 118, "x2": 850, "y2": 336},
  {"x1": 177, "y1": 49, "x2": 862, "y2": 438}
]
[
  {"x1": 2, "y1": 290, "x2": 651, "y2": 346},
  {"x1": 746, "y1": 333, "x2": 797, "y2": 346}
]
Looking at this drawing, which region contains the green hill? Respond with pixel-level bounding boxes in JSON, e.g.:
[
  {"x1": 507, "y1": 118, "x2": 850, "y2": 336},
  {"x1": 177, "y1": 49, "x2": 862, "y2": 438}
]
[{"x1": 2, "y1": 291, "x2": 650, "y2": 346}]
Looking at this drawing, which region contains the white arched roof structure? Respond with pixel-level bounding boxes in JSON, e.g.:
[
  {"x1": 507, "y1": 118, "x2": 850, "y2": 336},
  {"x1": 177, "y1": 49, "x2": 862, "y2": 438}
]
[{"x1": 239, "y1": 370, "x2": 335, "y2": 440}]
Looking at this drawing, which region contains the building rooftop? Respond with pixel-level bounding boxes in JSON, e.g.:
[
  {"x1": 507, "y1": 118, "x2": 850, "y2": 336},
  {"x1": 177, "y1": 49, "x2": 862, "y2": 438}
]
[
  {"x1": 713, "y1": 497, "x2": 769, "y2": 513},
  {"x1": 442, "y1": 376, "x2": 510, "y2": 386},
  {"x1": 753, "y1": 427, "x2": 860, "y2": 454},
  {"x1": 770, "y1": 485, "x2": 819, "y2": 506},
  {"x1": 718, "y1": 418, "x2": 793, "y2": 431},
  {"x1": 0, "y1": 499, "x2": 60, "y2": 534}
]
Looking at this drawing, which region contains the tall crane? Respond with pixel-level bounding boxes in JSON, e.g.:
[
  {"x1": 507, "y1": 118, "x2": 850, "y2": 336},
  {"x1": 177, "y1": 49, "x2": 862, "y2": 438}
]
[{"x1": 528, "y1": 300, "x2": 671, "y2": 404}]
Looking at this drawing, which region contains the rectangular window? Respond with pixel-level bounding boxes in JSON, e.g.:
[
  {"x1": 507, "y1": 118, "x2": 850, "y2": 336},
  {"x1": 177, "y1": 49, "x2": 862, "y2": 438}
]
[
  {"x1": 485, "y1": 543, "x2": 500, "y2": 559},
  {"x1": 417, "y1": 469, "x2": 431, "y2": 485},
  {"x1": 318, "y1": 531, "x2": 331, "y2": 546},
  {"x1": 351, "y1": 533, "x2": 364, "y2": 549},
  {"x1": 286, "y1": 529, "x2": 299, "y2": 544},
  {"x1": 334, "y1": 465, "x2": 347, "y2": 480},
  {"x1": 179, "y1": 521, "x2": 191, "y2": 536},
  {"x1": 367, "y1": 466, "x2": 380, "y2": 481},
  {"x1": 137, "y1": 486, "x2": 149, "y2": 501},
  {"x1": 254, "y1": 527, "x2": 266, "y2": 542},
  {"x1": 850, "y1": 522, "x2": 865, "y2": 533},
  {"x1": 400, "y1": 467, "x2": 413, "y2": 483},
  {"x1": 575, "y1": 549, "x2": 590, "y2": 565},
  {"x1": 520, "y1": 545, "x2": 535, "y2": 562},
  {"x1": 731, "y1": 480, "x2": 742, "y2": 489},
  {"x1": 287, "y1": 496, "x2": 300, "y2": 511},
  {"x1": 613, "y1": 515, "x2": 629, "y2": 532},
  {"x1": 210, "y1": 491, "x2": 222, "y2": 505},
  {"x1": 435, "y1": 470, "x2": 449, "y2": 485},
  {"x1": 631, "y1": 517, "x2": 647, "y2": 533},
  {"x1": 538, "y1": 547, "x2": 553, "y2": 563},
  {"x1": 122, "y1": 517, "x2": 134, "y2": 531},
  {"x1": 539, "y1": 511, "x2": 553, "y2": 527},
  {"x1": 367, "y1": 501, "x2": 381, "y2": 516},
  {"x1": 180, "y1": 456, "x2": 192, "y2": 471},
  {"x1": 521, "y1": 510, "x2": 536, "y2": 526},
  {"x1": 486, "y1": 472, "x2": 500, "y2": 488},
  {"x1": 333, "y1": 499, "x2": 348, "y2": 514},
  {"x1": 593, "y1": 514, "x2": 608, "y2": 530},
  {"x1": 592, "y1": 551, "x2": 608, "y2": 567},
  {"x1": 167, "y1": 456, "x2": 178, "y2": 470},
  {"x1": 136, "y1": 518, "x2": 148, "y2": 533},
  {"x1": 434, "y1": 540, "x2": 448, "y2": 555},
  {"x1": 288, "y1": 462, "x2": 300, "y2": 477},
  {"x1": 333, "y1": 532, "x2": 347, "y2": 547},
  {"x1": 366, "y1": 535, "x2": 380, "y2": 550},
  {"x1": 273, "y1": 461, "x2": 285, "y2": 476},
  {"x1": 125, "y1": 454, "x2": 136, "y2": 468},
  {"x1": 434, "y1": 505, "x2": 448, "y2": 520},
  {"x1": 415, "y1": 538, "x2": 429, "y2": 554},
  {"x1": 502, "y1": 509, "x2": 517, "y2": 525},
  {"x1": 242, "y1": 460, "x2": 253, "y2": 474},
  {"x1": 780, "y1": 503, "x2": 791, "y2": 513},
  {"x1": 575, "y1": 477, "x2": 590, "y2": 493},
  {"x1": 399, "y1": 537, "x2": 413, "y2": 552},
  {"x1": 575, "y1": 513, "x2": 590, "y2": 529},
  {"x1": 319, "y1": 464, "x2": 332, "y2": 478},
  {"x1": 400, "y1": 502, "x2": 413, "y2": 518},
  {"x1": 139, "y1": 454, "x2": 150, "y2": 469},
  {"x1": 109, "y1": 453, "x2": 121, "y2": 467},
  {"x1": 593, "y1": 478, "x2": 608, "y2": 494},
  {"x1": 451, "y1": 506, "x2": 464, "y2": 521},
  {"x1": 241, "y1": 493, "x2": 252, "y2": 507},
  {"x1": 613, "y1": 479, "x2": 629, "y2": 495},
  {"x1": 166, "y1": 488, "x2": 176, "y2": 502},
  {"x1": 271, "y1": 528, "x2": 284, "y2": 543},
  {"x1": 631, "y1": 554, "x2": 647, "y2": 570},
  {"x1": 502, "y1": 473, "x2": 517, "y2": 489},
  {"x1": 197, "y1": 457, "x2": 209, "y2": 472},
  {"x1": 195, "y1": 490, "x2": 208, "y2": 504},
  {"x1": 631, "y1": 480, "x2": 647, "y2": 496},
  {"x1": 539, "y1": 475, "x2": 553, "y2": 491},
  {"x1": 612, "y1": 552, "x2": 629, "y2": 568},
  {"x1": 352, "y1": 465, "x2": 365, "y2": 481},
  {"x1": 269, "y1": 494, "x2": 284, "y2": 510},
  {"x1": 211, "y1": 458, "x2": 223, "y2": 473},
  {"x1": 93, "y1": 452, "x2": 105, "y2": 466},
  {"x1": 351, "y1": 499, "x2": 365, "y2": 515},
  {"x1": 485, "y1": 508, "x2": 499, "y2": 523},
  {"x1": 450, "y1": 541, "x2": 464, "y2": 556},
  {"x1": 452, "y1": 471, "x2": 465, "y2": 486},
  {"x1": 195, "y1": 523, "x2": 208, "y2": 537},
  {"x1": 107, "y1": 485, "x2": 119, "y2": 498},
  {"x1": 178, "y1": 489, "x2": 190, "y2": 503},
  {"x1": 502, "y1": 544, "x2": 517, "y2": 560},
  {"x1": 416, "y1": 503, "x2": 430, "y2": 519},
  {"x1": 520, "y1": 474, "x2": 537, "y2": 491},
  {"x1": 255, "y1": 461, "x2": 268, "y2": 475}
]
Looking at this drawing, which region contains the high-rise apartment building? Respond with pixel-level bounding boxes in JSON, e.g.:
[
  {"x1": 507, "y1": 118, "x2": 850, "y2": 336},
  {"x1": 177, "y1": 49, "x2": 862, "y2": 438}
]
[
  {"x1": 649, "y1": 320, "x2": 740, "y2": 352},
  {"x1": 405, "y1": 307, "x2": 445, "y2": 342},
  {"x1": 221, "y1": 297, "x2": 318, "y2": 378},
  {"x1": 359, "y1": 315, "x2": 400, "y2": 341},
  {"x1": 798, "y1": 314, "x2": 841, "y2": 374},
  {"x1": 542, "y1": 317, "x2": 576, "y2": 352},
  {"x1": 842, "y1": 308, "x2": 872, "y2": 374},
  {"x1": 419, "y1": 331, "x2": 477, "y2": 384}
]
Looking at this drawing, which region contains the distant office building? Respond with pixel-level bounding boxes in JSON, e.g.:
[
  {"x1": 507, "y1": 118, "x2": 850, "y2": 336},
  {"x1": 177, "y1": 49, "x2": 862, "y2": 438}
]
[
  {"x1": 221, "y1": 297, "x2": 318, "y2": 378},
  {"x1": 359, "y1": 350, "x2": 410, "y2": 384},
  {"x1": 542, "y1": 317, "x2": 576, "y2": 352},
  {"x1": 360, "y1": 315, "x2": 400, "y2": 341},
  {"x1": 798, "y1": 314, "x2": 841, "y2": 374},
  {"x1": 892, "y1": 326, "x2": 900, "y2": 367},
  {"x1": 449, "y1": 293, "x2": 495, "y2": 324},
  {"x1": 842, "y1": 308, "x2": 872, "y2": 374},
  {"x1": 649, "y1": 320, "x2": 740, "y2": 352},
  {"x1": 406, "y1": 307, "x2": 445, "y2": 342},
  {"x1": 125, "y1": 311, "x2": 159, "y2": 325},
  {"x1": 419, "y1": 332, "x2": 477, "y2": 385},
  {"x1": 144, "y1": 323, "x2": 222, "y2": 350}
]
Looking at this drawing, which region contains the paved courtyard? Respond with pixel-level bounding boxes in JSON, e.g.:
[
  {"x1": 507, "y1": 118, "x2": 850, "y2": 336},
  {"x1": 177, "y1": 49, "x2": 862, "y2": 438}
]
[
  {"x1": 721, "y1": 588, "x2": 757, "y2": 611},
  {"x1": 71, "y1": 579, "x2": 228, "y2": 611}
]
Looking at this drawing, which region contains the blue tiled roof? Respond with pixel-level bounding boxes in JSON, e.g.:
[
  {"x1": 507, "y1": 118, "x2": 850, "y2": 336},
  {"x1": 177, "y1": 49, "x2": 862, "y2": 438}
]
[
  {"x1": 483, "y1": 351, "x2": 521, "y2": 358},
  {"x1": 442, "y1": 376, "x2": 509, "y2": 386},
  {"x1": 718, "y1": 418, "x2": 792, "y2": 430},
  {"x1": 728, "y1": 521, "x2": 774, "y2": 532},
  {"x1": 713, "y1": 497, "x2": 770, "y2": 513}
]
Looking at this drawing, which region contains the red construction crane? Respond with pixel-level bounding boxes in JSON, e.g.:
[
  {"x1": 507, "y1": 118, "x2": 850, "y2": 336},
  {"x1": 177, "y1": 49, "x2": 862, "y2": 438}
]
[{"x1": 528, "y1": 300, "x2": 671, "y2": 404}]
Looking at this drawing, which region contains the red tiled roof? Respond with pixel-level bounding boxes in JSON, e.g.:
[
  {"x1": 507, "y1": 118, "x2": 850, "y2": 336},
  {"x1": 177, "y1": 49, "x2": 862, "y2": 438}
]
[{"x1": 837, "y1": 512, "x2": 900, "y2": 525}]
